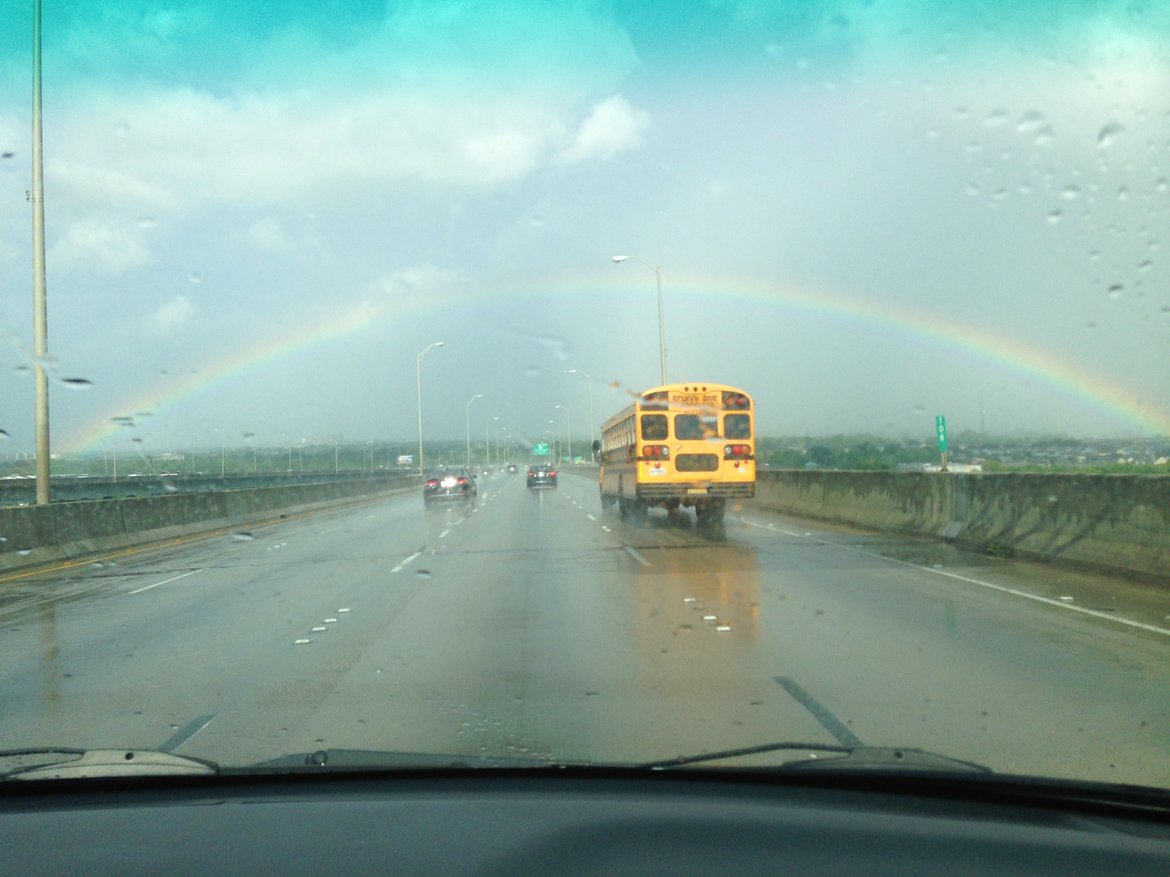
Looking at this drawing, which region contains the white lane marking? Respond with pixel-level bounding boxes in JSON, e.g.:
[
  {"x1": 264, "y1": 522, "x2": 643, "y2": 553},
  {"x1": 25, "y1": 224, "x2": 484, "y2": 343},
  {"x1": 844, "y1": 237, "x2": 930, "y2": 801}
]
[
  {"x1": 741, "y1": 518, "x2": 1170, "y2": 637},
  {"x1": 601, "y1": 525, "x2": 612, "y2": 533},
  {"x1": 128, "y1": 569, "x2": 203, "y2": 595},
  {"x1": 439, "y1": 528, "x2": 451, "y2": 539},
  {"x1": 319, "y1": 525, "x2": 343, "y2": 534},
  {"x1": 585, "y1": 513, "x2": 597, "y2": 521},
  {"x1": 741, "y1": 518, "x2": 800, "y2": 536},
  {"x1": 365, "y1": 514, "x2": 377, "y2": 519},
  {"x1": 624, "y1": 546, "x2": 651, "y2": 567},
  {"x1": 391, "y1": 551, "x2": 422, "y2": 573}
]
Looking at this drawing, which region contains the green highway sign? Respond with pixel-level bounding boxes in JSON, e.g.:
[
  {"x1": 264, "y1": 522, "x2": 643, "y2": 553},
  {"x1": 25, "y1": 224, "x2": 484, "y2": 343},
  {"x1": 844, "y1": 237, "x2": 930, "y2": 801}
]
[
  {"x1": 935, "y1": 415, "x2": 948, "y2": 452},
  {"x1": 533, "y1": 442, "x2": 549, "y2": 456}
]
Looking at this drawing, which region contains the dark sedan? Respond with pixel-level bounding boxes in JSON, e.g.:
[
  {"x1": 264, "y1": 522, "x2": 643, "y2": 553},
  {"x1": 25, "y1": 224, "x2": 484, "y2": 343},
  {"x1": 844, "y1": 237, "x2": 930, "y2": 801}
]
[
  {"x1": 526, "y1": 464, "x2": 557, "y2": 489},
  {"x1": 423, "y1": 468, "x2": 477, "y2": 504}
]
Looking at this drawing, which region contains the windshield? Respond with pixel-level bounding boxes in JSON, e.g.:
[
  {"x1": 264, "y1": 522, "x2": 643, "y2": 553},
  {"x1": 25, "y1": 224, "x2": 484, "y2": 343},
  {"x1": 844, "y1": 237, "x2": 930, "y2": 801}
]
[{"x1": 0, "y1": 1, "x2": 1168, "y2": 791}]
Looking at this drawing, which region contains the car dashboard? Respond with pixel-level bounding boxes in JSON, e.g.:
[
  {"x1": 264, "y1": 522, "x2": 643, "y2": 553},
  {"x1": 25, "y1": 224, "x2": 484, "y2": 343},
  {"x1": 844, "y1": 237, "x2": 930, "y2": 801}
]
[{"x1": 4, "y1": 769, "x2": 1170, "y2": 876}]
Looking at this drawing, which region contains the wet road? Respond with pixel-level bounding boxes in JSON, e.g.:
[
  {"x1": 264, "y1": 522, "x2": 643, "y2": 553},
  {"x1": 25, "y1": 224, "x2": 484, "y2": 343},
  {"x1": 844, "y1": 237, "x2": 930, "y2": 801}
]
[{"x1": 2, "y1": 469, "x2": 1168, "y2": 786}]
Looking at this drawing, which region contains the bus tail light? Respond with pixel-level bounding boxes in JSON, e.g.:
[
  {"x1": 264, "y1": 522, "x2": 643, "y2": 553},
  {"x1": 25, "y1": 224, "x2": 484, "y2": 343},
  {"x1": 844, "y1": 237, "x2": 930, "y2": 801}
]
[
  {"x1": 642, "y1": 445, "x2": 670, "y2": 460},
  {"x1": 724, "y1": 444, "x2": 752, "y2": 460}
]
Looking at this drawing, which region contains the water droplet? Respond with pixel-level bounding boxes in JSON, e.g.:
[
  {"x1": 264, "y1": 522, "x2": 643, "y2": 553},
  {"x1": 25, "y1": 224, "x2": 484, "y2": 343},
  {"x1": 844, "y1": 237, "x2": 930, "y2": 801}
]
[
  {"x1": 1016, "y1": 110, "x2": 1044, "y2": 132},
  {"x1": 1117, "y1": 186, "x2": 1129, "y2": 201},
  {"x1": 1046, "y1": 210, "x2": 1062, "y2": 223},
  {"x1": 1061, "y1": 185, "x2": 1080, "y2": 200},
  {"x1": 1160, "y1": 306, "x2": 1170, "y2": 317},
  {"x1": 338, "y1": 607, "x2": 351, "y2": 613},
  {"x1": 584, "y1": 691, "x2": 600, "y2": 697},
  {"x1": 311, "y1": 626, "x2": 327, "y2": 632},
  {"x1": 415, "y1": 568, "x2": 432, "y2": 579},
  {"x1": 188, "y1": 273, "x2": 203, "y2": 284},
  {"x1": 230, "y1": 531, "x2": 255, "y2": 541},
  {"x1": 1034, "y1": 125, "x2": 1055, "y2": 146},
  {"x1": 323, "y1": 618, "x2": 338, "y2": 624},
  {"x1": 1089, "y1": 250, "x2": 1100, "y2": 261},
  {"x1": 1097, "y1": 121, "x2": 1124, "y2": 146},
  {"x1": 1156, "y1": 178, "x2": 1168, "y2": 192},
  {"x1": 294, "y1": 638, "x2": 312, "y2": 645},
  {"x1": 953, "y1": 106, "x2": 969, "y2": 119},
  {"x1": 524, "y1": 365, "x2": 542, "y2": 377},
  {"x1": 17, "y1": 548, "x2": 32, "y2": 556},
  {"x1": 716, "y1": 625, "x2": 732, "y2": 632},
  {"x1": 702, "y1": 614, "x2": 717, "y2": 622},
  {"x1": 1107, "y1": 283, "x2": 1124, "y2": 298},
  {"x1": 0, "y1": 429, "x2": 9, "y2": 440},
  {"x1": 60, "y1": 377, "x2": 93, "y2": 389},
  {"x1": 984, "y1": 108, "x2": 1008, "y2": 127},
  {"x1": 683, "y1": 597, "x2": 696, "y2": 603}
]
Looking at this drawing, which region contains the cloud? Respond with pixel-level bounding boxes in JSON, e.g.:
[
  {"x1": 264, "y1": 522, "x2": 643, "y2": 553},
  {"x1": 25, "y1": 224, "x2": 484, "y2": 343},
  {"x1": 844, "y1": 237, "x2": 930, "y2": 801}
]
[
  {"x1": 244, "y1": 216, "x2": 291, "y2": 252},
  {"x1": 48, "y1": 217, "x2": 152, "y2": 274},
  {"x1": 147, "y1": 294, "x2": 196, "y2": 333},
  {"x1": 554, "y1": 95, "x2": 650, "y2": 165}
]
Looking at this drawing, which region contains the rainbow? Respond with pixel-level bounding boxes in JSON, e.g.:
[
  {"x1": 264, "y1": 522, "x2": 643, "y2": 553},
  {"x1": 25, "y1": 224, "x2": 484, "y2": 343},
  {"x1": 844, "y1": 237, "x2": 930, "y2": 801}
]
[{"x1": 62, "y1": 272, "x2": 1169, "y2": 453}]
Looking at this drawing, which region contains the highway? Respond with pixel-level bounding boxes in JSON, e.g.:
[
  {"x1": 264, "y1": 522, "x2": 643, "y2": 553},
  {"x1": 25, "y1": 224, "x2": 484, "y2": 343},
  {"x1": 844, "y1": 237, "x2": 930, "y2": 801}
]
[{"x1": 1, "y1": 468, "x2": 1168, "y2": 786}]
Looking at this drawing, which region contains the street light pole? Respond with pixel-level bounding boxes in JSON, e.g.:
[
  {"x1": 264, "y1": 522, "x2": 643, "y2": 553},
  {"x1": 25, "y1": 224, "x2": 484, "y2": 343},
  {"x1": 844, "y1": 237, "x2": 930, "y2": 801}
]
[
  {"x1": 484, "y1": 416, "x2": 498, "y2": 469},
  {"x1": 32, "y1": 0, "x2": 51, "y2": 505},
  {"x1": 496, "y1": 426, "x2": 508, "y2": 467},
  {"x1": 465, "y1": 393, "x2": 483, "y2": 468},
  {"x1": 567, "y1": 369, "x2": 594, "y2": 446},
  {"x1": 555, "y1": 404, "x2": 572, "y2": 462},
  {"x1": 416, "y1": 341, "x2": 445, "y2": 475},
  {"x1": 612, "y1": 255, "x2": 666, "y2": 385}
]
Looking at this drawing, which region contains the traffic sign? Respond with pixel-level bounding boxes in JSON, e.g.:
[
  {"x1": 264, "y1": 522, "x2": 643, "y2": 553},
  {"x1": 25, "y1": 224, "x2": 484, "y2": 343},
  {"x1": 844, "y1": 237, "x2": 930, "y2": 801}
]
[
  {"x1": 533, "y1": 442, "x2": 549, "y2": 457},
  {"x1": 935, "y1": 415, "x2": 948, "y2": 452}
]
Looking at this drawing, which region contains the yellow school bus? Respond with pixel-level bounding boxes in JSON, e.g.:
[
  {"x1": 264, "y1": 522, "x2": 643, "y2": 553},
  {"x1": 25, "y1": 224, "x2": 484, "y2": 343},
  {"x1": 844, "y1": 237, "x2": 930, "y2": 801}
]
[{"x1": 596, "y1": 383, "x2": 755, "y2": 525}]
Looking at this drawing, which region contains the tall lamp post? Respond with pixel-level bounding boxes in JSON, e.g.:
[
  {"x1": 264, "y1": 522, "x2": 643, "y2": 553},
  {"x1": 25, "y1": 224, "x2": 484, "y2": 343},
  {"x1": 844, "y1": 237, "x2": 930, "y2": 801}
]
[
  {"x1": 496, "y1": 425, "x2": 509, "y2": 467},
  {"x1": 32, "y1": 0, "x2": 51, "y2": 505},
  {"x1": 484, "y1": 416, "x2": 498, "y2": 469},
  {"x1": 465, "y1": 393, "x2": 483, "y2": 468},
  {"x1": 567, "y1": 369, "x2": 594, "y2": 447},
  {"x1": 612, "y1": 255, "x2": 666, "y2": 385},
  {"x1": 416, "y1": 341, "x2": 445, "y2": 475},
  {"x1": 555, "y1": 404, "x2": 572, "y2": 463}
]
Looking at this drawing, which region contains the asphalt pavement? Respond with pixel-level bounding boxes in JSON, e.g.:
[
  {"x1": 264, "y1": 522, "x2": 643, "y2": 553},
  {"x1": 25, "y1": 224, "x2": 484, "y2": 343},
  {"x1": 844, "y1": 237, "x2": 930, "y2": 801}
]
[{"x1": 1, "y1": 468, "x2": 1168, "y2": 786}]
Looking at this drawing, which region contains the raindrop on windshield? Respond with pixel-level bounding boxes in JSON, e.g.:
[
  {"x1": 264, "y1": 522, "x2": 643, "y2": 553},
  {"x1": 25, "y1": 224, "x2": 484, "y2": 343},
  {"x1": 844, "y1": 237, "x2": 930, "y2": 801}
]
[
  {"x1": 0, "y1": 429, "x2": 9, "y2": 440},
  {"x1": 1107, "y1": 284, "x2": 1124, "y2": 299},
  {"x1": 1046, "y1": 210, "x2": 1063, "y2": 223},
  {"x1": 415, "y1": 569, "x2": 432, "y2": 579},
  {"x1": 1061, "y1": 186, "x2": 1081, "y2": 200},
  {"x1": 59, "y1": 377, "x2": 94, "y2": 389},
  {"x1": 230, "y1": 531, "x2": 255, "y2": 542},
  {"x1": 1016, "y1": 109, "x2": 1044, "y2": 132},
  {"x1": 984, "y1": 108, "x2": 1008, "y2": 126},
  {"x1": 1138, "y1": 260, "x2": 1153, "y2": 271},
  {"x1": 1097, "y1": 121, "x2": 1124, "y2": 146},
  {"x1": 1034, "y1": 126, "x2": 1055, "y2": 146},
  {"x1": 188, "y1": 273, "x2": 203, "y2": 284}
]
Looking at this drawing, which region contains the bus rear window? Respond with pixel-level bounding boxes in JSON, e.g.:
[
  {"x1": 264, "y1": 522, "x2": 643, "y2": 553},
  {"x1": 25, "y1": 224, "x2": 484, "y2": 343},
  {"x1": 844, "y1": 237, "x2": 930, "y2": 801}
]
[
  {"x1": 641, "y1": 414, "x2": 667, "y2": 440},
  {"x1": 675, "y1": 414, "x2": 718, "y2": 440},
  {"x1": 725, "y1": 414, "x2": 751, "y2": 439}
]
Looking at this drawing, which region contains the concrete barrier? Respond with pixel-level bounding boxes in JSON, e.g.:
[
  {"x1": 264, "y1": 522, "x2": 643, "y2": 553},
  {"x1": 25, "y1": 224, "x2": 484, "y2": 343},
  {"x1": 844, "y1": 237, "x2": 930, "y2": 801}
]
[
  {"x1": 0, "y1": 476, "x2": 416, "y2": 573},
  {"x1": 754, "y1": 470, "x2": 1169, "y2": 581}
]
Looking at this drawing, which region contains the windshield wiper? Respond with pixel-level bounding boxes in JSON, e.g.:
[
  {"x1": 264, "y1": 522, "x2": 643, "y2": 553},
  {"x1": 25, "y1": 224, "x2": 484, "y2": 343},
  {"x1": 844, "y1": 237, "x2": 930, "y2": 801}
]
[
  {"x1": 0, "y1": 748, "x2": 219, "y2": 781},
  {"x1": 637, "y1": 742, "x2": 992, "y2": 773}
]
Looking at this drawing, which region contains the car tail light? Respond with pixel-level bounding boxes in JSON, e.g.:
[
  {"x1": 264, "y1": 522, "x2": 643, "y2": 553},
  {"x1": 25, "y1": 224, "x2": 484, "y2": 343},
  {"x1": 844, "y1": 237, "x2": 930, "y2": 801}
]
[
  {"x1": 424, "y1": 479, "x2": 438, "y2": 487},
  {"x1": 457, "y1": 477, "x2": 468, "y2": 484},
  {"x1": 548, "y1": 469, "x2": 557, "y2": 477}
]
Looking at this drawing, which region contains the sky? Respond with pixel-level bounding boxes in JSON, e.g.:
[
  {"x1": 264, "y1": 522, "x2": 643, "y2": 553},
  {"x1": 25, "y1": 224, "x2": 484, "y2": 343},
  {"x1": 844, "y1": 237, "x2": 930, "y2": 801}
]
[{"x1": 0, "y1": 0, "x2": 1168, "y2": 457}]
